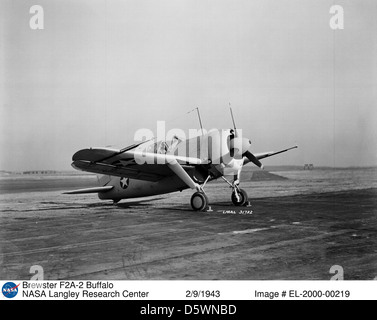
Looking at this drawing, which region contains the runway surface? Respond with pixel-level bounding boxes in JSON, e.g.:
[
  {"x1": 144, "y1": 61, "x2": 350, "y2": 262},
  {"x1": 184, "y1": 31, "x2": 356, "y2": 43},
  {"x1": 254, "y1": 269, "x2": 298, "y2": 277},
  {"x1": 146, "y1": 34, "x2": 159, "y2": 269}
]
[{"x1": 1, "y1": 168, "x2": 377, "y2": 280}]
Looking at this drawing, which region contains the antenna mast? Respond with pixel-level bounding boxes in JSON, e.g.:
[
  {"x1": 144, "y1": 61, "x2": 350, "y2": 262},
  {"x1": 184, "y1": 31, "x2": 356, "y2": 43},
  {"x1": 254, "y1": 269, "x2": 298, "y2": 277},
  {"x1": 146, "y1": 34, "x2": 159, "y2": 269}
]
[
  {"x1": 196, "y1": 107, "x2": 204, "y2": 136},
  {"x1": 229, "y1": 103, "x2": 238, "y2": 137}
]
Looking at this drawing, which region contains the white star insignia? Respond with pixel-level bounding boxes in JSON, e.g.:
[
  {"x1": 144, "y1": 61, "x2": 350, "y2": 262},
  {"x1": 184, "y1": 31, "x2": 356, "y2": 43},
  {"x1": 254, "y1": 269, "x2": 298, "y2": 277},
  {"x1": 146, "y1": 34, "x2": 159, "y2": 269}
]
[{"x1": 120, "y1": 177, "x2": 129, "y2": 189}]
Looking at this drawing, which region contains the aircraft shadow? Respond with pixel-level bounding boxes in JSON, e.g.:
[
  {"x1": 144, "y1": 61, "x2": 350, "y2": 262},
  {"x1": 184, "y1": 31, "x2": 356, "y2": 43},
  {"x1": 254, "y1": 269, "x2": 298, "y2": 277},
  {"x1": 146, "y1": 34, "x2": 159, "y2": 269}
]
[
  {"x1": 115, "y1": 197, "x2": 165, "y2": 209},
  {"x1": 158, "y1": 201, "x2": 252, "y2": 213}
]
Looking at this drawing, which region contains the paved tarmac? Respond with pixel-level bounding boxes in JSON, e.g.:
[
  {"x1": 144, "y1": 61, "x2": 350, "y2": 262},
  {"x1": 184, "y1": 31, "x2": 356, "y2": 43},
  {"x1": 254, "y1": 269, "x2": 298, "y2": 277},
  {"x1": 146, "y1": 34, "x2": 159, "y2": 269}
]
[{"x1": 1, "y1": 172, "x2": 376, "y2": 280}]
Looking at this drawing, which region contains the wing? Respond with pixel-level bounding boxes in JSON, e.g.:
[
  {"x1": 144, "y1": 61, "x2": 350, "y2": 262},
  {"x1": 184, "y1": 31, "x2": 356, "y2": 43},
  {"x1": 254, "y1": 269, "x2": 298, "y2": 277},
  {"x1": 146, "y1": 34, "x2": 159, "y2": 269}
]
[{"x1": 71, "y1": 147, "x2": 201, "y2": 182}]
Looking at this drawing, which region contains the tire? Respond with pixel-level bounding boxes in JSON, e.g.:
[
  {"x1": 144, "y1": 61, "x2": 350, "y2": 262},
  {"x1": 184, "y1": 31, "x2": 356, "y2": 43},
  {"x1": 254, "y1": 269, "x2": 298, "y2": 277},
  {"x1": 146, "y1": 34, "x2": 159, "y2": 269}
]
[
  {"x1": 231, "y1": 188, "x2": 248, "y2": 206},
  {"x1": 190, "y1": 192, "x2": 208, "y2": 211}
]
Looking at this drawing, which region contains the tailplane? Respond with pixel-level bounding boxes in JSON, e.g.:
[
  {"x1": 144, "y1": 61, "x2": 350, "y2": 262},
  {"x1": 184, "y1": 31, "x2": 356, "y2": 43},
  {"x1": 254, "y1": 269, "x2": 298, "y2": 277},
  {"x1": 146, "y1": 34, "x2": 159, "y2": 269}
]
[
  {"x1": 63, "y1": 174, "x2": 114, "y2": 195},
  {"x1": 63, "y1": 185, "x2": 113, "y2": 195}
]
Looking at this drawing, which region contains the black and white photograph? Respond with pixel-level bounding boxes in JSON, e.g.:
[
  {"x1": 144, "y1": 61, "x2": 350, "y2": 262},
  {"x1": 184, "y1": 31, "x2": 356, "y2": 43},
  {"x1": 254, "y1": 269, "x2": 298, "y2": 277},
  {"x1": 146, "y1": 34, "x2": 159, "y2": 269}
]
[{"x1": 1, "y1": 0, "x2": 376, "y2": 299}]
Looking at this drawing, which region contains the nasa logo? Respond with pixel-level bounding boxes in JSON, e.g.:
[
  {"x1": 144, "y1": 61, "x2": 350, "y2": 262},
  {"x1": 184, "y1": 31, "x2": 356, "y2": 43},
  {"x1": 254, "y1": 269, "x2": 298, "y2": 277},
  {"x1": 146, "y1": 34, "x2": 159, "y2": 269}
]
[
  {"x1": 120, "y1": 177, "x2": 130, "y2": 189},
  {"x1": 2, "y1": 282, "x2": 20, "y2": 298}
]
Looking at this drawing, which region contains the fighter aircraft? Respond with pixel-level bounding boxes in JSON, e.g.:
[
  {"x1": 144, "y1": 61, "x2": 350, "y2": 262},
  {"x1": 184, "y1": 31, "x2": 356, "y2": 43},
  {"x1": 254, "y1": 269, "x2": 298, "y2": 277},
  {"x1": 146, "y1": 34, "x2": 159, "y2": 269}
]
[{"x1": 65, "y1": 109, "x2": 297, "y2": 211}]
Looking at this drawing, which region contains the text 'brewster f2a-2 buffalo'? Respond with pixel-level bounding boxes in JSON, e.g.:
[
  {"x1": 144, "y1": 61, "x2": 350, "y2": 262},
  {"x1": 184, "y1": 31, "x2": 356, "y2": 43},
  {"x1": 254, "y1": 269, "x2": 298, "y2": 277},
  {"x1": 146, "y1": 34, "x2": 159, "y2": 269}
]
[{"x1": 65, "y1": 108, "x2": 297, "y2": 211}]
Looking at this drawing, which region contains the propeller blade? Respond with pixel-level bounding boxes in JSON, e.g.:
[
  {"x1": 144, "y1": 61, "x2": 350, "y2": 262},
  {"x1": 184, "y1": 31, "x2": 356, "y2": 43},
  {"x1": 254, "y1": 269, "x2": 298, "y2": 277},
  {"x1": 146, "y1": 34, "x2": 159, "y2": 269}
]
[{"x1": 244, "y1": 150, "x2": 264, "y2": 169}]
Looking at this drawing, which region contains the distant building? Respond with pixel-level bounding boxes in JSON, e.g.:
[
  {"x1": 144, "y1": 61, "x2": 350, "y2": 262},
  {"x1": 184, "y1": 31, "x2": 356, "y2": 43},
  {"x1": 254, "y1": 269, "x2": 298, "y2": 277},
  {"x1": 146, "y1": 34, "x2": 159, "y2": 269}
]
[{"x1": 22, "y1": 170, "x2": 57, "y2": 175}]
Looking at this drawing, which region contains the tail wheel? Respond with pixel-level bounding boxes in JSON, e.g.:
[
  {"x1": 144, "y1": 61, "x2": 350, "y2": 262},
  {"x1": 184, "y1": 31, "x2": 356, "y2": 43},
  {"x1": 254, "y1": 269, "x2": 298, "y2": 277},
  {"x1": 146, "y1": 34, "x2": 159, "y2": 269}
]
[
  {"x1": 231, "y1": 188, "x2": 248, "y2": 206},
  {"x1": 190, "y1": 192, "x2": 208, "y2": 211}
]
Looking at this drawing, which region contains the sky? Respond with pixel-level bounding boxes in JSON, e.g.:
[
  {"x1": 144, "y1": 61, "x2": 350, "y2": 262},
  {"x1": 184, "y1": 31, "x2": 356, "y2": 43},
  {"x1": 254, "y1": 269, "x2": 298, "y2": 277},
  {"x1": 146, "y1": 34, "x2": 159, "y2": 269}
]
[{"x1": 1, "y1": 0, "x2": 376, "y2": 171}]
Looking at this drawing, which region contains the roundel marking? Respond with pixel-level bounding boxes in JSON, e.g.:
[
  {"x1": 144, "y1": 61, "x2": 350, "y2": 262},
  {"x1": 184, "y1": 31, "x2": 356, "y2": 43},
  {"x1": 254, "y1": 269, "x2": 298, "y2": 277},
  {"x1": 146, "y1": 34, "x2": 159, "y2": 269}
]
[{"x1": 120, "y1": 177, "x2": 130, "y2": 189}]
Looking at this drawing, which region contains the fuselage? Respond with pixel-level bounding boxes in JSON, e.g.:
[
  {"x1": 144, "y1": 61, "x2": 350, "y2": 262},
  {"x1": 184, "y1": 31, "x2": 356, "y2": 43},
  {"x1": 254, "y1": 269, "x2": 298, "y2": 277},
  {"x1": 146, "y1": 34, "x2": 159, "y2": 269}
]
[
  {"x1": 98, "y1": 175, "x2": 190, "y2": 201},
  {"x1": 98, "y1": 129, "x2": 243, "y2": 201}
]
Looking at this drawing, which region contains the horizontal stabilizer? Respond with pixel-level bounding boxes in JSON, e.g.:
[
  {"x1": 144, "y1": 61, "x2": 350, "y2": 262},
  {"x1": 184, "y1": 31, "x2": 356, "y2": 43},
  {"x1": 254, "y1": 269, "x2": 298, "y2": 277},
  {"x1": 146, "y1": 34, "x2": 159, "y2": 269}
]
[{"x1": 63, "y1": 186, "x2": 113, "y2": 195}]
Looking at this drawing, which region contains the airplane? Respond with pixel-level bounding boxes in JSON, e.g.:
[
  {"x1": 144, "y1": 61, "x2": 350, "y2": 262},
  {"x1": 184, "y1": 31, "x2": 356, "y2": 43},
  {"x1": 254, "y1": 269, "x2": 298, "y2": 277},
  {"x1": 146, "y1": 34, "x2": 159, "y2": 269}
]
[{"x1": 64, "y1": 108, "x2": 297, "y2": 211}]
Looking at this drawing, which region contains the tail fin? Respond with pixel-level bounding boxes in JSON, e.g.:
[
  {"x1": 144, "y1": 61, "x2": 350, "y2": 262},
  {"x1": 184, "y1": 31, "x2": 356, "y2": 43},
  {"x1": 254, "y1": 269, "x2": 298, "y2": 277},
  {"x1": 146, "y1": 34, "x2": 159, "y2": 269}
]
[{"x1": 97, "y1": 175, "x2": 112, "y2": 186}]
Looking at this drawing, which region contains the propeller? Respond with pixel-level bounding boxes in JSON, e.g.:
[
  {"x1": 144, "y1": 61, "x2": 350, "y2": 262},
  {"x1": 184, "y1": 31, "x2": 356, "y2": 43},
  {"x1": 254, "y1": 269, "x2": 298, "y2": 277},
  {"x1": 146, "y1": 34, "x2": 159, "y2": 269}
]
[
  {"x1": 244, "y1": 150, "x2": 263, "y2": 169},
  {"x1": 228, "y1": 106, "x2": 263, "y2": 169}
]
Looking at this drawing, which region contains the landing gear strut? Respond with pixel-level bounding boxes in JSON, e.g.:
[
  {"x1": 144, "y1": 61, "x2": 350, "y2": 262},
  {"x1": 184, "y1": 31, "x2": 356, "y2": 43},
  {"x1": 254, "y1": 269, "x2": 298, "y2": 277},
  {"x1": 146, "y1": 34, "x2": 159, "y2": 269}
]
[{"x1": 221, "y1": 176, "x2": 249, "y2": 207}]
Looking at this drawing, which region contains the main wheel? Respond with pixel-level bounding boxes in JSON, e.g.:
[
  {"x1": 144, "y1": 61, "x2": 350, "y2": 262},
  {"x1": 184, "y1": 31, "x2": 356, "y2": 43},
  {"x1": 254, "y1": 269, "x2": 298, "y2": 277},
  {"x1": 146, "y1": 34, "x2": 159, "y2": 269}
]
[
  {"x1": 190, "y1": 192, "x2": 208, "y2": 211},
  {"x1": 231, "y1": 188, "x2": 248, "y2": 206}
]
